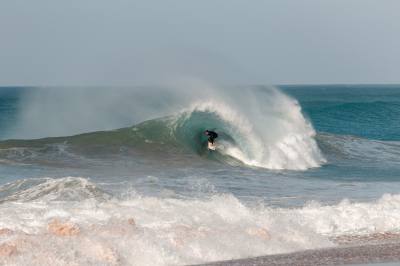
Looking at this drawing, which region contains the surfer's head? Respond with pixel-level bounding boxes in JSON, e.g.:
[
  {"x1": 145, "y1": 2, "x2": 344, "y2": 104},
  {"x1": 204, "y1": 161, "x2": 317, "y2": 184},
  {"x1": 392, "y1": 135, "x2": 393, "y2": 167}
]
[{"x1": 204, "y1": 130, "x2": 209, "y2": 135}]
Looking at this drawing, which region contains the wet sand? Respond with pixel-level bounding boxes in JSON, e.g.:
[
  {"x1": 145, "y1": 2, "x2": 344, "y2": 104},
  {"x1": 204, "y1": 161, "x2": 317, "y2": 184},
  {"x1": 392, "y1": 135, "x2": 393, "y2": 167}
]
[{"x1": 195, "y1": 242, "x2": 400, "y2": 266}]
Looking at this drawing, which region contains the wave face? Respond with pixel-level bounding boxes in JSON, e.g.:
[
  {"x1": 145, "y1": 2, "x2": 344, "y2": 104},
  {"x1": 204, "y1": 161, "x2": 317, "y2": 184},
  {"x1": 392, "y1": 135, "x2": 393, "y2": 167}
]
[{"x1": 0, "y1": 87, "x2": 325, "y2": 170}]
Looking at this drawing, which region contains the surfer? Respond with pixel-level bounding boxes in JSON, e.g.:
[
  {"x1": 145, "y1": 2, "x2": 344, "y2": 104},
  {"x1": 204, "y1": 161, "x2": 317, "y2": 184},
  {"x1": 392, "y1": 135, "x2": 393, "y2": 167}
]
[{"x1": 204, "y1": 130, "x2": 218, "y2": 145}]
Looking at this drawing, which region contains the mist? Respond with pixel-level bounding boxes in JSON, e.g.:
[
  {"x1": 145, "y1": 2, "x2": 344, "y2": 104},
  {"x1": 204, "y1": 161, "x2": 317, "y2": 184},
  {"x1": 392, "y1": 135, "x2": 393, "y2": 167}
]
[
  {"x1": 5, "y1": 81, "x2": 286, "y2": 140},
  {"x1": 5, "y1": 80, "x2": 226, "y2": 139}
]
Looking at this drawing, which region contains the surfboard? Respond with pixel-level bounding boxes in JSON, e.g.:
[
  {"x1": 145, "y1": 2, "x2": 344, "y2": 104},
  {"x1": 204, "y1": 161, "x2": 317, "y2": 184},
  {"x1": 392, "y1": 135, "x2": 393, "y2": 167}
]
[{"x1": 208, "y1": 142, "x2": 216, "y2": 151}]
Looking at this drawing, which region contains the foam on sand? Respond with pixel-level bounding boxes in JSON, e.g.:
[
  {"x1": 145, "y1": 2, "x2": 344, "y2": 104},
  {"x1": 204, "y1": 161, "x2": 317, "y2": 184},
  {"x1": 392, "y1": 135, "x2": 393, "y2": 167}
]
[{"x1": 2, "y1": 177, "x2": 400, "y2": 265}]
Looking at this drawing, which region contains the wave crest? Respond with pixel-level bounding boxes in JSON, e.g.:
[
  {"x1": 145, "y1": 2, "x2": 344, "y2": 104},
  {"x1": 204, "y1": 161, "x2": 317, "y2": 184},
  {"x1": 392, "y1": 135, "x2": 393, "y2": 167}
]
[{"x1": 173, "y1": 88, "x2": 325, "y2": 170}]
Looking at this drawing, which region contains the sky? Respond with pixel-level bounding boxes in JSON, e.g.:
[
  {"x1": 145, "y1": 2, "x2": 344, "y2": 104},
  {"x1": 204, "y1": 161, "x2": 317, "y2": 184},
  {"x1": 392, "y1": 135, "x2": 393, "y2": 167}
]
[{"x1": 0, "y1": 0, "x2": 399, "y2": 86}]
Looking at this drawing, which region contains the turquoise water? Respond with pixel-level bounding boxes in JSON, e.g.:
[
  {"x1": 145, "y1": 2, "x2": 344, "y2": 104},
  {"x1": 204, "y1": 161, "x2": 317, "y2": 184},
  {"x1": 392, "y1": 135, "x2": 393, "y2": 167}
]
[
  {"x1": 285, "y1": 85, "x2": 400, "y2": 140},
  {"x1": 1, "y1": 85, "x2": 400, "y2": 265}
]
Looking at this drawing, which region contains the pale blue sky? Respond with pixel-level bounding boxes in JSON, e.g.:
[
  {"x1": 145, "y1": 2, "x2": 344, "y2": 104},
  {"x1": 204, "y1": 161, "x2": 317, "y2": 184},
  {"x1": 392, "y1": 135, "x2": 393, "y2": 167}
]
[{"x1": 1, "y1": 0, "x2": 399, "y2": 85}]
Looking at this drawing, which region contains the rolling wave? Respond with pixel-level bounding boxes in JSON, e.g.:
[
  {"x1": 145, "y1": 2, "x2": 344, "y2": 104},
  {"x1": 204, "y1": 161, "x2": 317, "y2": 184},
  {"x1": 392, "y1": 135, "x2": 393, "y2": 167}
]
[
  {"x1": 6, "y1": 99, "x2": 400, "y2": 170},
  {"x1": 0, "y1": 88, "x2": 325, "y2": 170}
]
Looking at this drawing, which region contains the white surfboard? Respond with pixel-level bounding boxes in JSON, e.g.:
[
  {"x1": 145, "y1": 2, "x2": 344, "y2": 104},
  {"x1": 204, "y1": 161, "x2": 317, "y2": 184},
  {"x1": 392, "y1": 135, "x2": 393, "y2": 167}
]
[{"x1": 208, "y1": 142, "x2": 216, "y2": 150}]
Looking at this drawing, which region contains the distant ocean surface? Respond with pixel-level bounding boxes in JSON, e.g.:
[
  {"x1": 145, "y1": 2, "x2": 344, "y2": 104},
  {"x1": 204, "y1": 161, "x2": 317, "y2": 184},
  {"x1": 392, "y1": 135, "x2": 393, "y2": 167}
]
[{"x1": 1, "y1": 85, "x2": 400, "y2": 265}]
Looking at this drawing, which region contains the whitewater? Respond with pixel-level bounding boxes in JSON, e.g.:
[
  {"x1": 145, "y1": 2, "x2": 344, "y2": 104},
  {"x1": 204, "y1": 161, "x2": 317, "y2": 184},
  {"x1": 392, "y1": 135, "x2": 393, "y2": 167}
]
[{"x1": 1, "y1": 85, "x2": 400, "y2": 265}]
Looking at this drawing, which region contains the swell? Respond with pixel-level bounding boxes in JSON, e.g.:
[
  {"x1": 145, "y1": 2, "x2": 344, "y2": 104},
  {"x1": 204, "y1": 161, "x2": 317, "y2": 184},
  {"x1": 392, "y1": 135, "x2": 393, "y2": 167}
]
[
  {"x1": 317, "y1": 132, "x2": 400, "y2": 165},
  {"x1": 306, "y1": 101, "x2": 400, "y2": 141}
]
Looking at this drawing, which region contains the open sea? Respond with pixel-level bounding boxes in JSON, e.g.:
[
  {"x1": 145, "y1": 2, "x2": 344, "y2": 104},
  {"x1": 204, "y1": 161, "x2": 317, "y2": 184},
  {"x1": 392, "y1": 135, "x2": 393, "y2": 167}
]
[{"x1": 1, "y1": 85, "x2": 400, "y2": 265}]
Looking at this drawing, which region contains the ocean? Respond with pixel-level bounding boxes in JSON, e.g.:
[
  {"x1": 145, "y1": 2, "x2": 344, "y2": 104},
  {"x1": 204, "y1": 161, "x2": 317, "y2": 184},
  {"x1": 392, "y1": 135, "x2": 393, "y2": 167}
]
[{"x1": 0, "y1": 85, "x2": 400, "y2": 265}]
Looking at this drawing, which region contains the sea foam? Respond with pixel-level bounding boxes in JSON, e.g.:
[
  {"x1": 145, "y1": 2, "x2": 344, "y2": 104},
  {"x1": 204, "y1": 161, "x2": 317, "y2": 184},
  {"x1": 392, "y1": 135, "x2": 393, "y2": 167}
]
[{"x1": 1, "y1": 177, "x2": 400, "y2": 265}]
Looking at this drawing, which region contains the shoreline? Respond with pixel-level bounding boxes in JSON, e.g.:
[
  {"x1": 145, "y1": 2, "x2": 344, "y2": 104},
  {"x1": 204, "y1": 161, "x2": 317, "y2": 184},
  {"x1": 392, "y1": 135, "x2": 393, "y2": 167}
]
[{"x1": 194, "y1": 242, "x2": 400, "y2": 266}]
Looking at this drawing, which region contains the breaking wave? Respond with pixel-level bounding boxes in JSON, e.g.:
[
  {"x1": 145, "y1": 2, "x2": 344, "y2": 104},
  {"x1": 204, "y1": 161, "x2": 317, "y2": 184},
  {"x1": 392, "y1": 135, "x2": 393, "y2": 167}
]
[
  {"x1": 2, "y1": 176, "x2": 400, "y2": 265},
  {"x1": 0, "y1": 87, "x2": 326, "y2": 170}
]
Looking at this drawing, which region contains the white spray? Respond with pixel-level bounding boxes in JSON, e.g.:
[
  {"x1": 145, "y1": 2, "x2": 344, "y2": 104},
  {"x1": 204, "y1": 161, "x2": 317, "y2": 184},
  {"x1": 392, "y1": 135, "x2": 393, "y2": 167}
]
[{"x1": 181, "y1": 86, "x2": 325, "y2": 170}]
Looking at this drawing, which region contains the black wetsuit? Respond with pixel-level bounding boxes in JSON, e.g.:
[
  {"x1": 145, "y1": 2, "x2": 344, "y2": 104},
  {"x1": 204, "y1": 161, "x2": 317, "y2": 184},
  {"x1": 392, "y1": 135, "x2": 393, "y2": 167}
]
[{"x1": 206, "y1": 131, "x2": 218, "y2": 144}]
